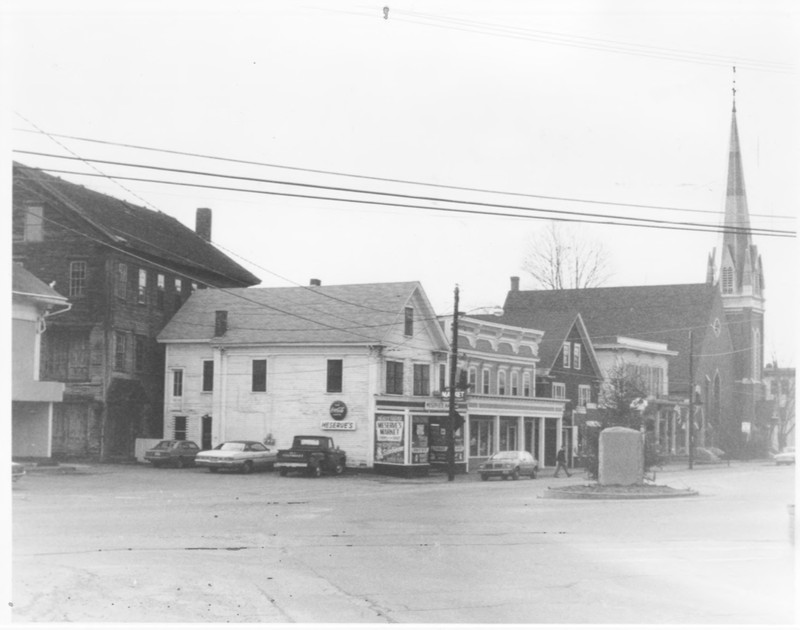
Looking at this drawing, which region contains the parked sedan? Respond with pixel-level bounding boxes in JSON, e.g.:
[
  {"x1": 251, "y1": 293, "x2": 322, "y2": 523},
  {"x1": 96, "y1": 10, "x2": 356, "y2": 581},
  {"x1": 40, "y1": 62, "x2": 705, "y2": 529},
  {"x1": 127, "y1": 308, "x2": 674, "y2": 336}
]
[
  {"x1": 774, "y1": 446, "x2": 795, "y2": 465},
  {"x1": 144, "y1": 440, "x2": 201, "y2": 468},
  {"x1": 478, "y1": 450, "x2": 538, "y2": 481},
  {"x1": 195, "y1": 441, "x2": 276, "y2": 474},
  {"x1": 12, "y1": 462, "x2": 25, "y2": 482}
]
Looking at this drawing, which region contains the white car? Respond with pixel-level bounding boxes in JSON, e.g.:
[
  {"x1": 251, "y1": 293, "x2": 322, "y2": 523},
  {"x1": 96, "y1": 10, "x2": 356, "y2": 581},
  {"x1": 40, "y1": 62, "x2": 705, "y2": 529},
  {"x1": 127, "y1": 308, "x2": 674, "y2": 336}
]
[
  {"x1": 774, "y1": 446, "x2": 795, "y2": 465},
  {"x1": 195, "y1": 441, "x2": 276, "y2": 474}
]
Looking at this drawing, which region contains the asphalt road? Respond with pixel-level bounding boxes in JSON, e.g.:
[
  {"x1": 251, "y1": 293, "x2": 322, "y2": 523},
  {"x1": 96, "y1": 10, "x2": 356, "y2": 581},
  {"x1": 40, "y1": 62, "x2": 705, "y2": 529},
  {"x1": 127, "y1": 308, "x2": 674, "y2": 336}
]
[{"x1": 8, "y1": 460, "x2": 797, "y2": 625}]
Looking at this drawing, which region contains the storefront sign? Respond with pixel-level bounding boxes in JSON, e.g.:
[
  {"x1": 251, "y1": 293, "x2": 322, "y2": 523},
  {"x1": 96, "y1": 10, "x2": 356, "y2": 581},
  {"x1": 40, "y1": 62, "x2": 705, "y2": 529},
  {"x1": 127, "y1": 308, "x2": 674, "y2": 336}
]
[
  {"x1": 321, "y1": 420, "x2": 355, "y2": 431},
  {"x1": 329, "y1": 400, "x2": 348, "y2": 420},
  {"x1": 375, "y1": 414, "x2": 405, "y2": 463}
]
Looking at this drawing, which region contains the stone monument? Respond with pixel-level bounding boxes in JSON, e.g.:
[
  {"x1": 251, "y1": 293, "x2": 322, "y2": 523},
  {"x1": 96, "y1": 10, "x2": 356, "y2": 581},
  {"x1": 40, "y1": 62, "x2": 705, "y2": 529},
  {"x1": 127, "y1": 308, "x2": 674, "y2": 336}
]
[{"x1": 598, "y1": 426, "x2": 644, "y2": 485}]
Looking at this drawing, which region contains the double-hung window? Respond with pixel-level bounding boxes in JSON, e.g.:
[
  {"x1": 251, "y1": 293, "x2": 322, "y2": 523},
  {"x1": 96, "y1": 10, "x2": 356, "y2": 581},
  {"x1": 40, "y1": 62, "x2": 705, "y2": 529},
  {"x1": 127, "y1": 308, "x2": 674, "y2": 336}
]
[
  {"x1": 116, "y1": 263, "x2": 128, "y2": 300},
  {"x1": 562, "y1": 342, "x2": 571, "y2": 368},
  {"x1": 511, "y1": 372, "x2": 519, "y2": 396},
  {"x1": 578, "y1": 384, "x2": 591, "y2": 407},
  {"x1": 69, "y1": 261, "x2": 87, "y2": 297},
  {"x1": 202, "y1": 360, "x2": 214, "y2": 392},
  {"x1": 413, "y1": 364, "x2": 430, "y2": 396},
  {"x1": 573, "y1": 343, "x2": 582, "y2": 370},
  {"x1": 137, "y1": 268, "x2": 148, "y2": 304},
  {"x1": 327, "y1": 359, "x2": 343, "y2": 393},
  {"x1": 156, "y1": 274, "x2": 165, "y2": 309},
  {"x1": 482, "y1": 368, "x2": 490, "y2": 394},
  {"x1": 552, "y1": 382, "x2": 566, "y2": 399},
  {"x1": 252, "y1": 359, "x2": 267, "y2": 392},
  {"x1": 404, "y1": 307, "x2": 414, "y2": 337},
  {"x1": 386, "y1": 360, "x2": 404, "y2": 395},
  {"x1": 498, "y1": 370, "x2": 507, "y2": 396},
  {"x1": 114, "y1": 332, "x2": 127, "y2": 371},
  {"x1": 172, "y1": 369, "x2": 184, "y2": 398}
]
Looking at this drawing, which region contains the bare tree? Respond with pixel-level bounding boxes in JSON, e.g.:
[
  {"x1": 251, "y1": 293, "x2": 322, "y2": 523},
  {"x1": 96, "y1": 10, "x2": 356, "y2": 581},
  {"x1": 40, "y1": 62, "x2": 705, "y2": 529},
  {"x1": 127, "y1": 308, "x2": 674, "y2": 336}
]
[{"x1": 521, "y1": 222, "x2": 612, "y2": 289}]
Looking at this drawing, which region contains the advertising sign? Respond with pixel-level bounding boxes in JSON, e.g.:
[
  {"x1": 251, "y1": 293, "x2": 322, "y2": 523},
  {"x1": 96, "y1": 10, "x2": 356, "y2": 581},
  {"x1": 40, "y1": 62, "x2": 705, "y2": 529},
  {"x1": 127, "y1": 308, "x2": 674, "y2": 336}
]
[
  {"x1": 320, "y1": 420, "x2": 355, "y2": 431},
  {"x1": 428, "y1": 421, "x2": 464, "y2": 464},
  {"x1": 411, "y1": 417, "x2": 430, "y2": 464},
  {"x1": 375, "y1": 415, "x2": 405, "y2": 464}
]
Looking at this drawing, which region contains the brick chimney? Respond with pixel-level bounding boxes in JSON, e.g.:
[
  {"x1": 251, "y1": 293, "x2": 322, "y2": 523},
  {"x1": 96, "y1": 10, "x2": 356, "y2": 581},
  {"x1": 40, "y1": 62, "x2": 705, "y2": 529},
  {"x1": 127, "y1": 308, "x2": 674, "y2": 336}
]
[
  {"x1": 196, "y1": 208, "x2": 212, "y2": 241},
  {"x1": 214, "y1": 310, "x2": 228, "y2": 337},
  {"x1": 309, "y1": 278, "x2": 321, "y2": 287},
  {"x1": 510, "y1": 276, "x2": 520, "y2": 292}
]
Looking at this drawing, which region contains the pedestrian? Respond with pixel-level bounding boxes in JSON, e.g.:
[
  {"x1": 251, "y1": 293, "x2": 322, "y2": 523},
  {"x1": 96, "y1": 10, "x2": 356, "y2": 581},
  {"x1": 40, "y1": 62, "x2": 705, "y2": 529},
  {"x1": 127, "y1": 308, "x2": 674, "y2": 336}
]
[{"x1": 554, "y1": 446, "x2": 571, "y2": 477}]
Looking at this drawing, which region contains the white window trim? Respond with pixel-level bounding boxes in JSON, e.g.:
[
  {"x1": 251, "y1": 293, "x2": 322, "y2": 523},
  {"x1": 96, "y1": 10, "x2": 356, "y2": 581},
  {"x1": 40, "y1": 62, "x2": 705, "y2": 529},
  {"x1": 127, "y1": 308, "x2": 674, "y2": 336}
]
[
  {"x1": 497, "y1": 370, "x2": 507, "y2": 396},
  {"x1": 562, "y1": 342, "x2": 571, "y2": 368},
  {"x1": 573, "y1": 343, "x2": 581, "y2": 370},
  {"x1": 482, "y1": 368, "x2": 490, "y2": 395},
  {"x1": 552, "y1": 382, "x2": 566, "y2": 399}
]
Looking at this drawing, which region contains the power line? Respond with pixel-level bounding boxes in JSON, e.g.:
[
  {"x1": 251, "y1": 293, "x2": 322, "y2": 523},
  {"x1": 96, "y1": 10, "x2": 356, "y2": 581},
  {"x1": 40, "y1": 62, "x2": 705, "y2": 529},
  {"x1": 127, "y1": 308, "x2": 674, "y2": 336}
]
[
  {"x1": 15, "y1": 167, "x2": 795, "y2": 240},
  {"x1": 13, "y1": 127, "x2": 795, "y2": 222}
]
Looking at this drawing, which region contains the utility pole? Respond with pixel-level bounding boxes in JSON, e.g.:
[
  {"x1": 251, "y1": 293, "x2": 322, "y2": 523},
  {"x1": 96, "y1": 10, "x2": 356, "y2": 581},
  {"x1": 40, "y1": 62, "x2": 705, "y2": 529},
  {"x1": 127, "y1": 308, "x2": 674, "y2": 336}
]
[
  {"x1": 688, "y1": 329, "x2": 694, "y2": 470},
  {"x1": 447, "y1": 285, "x2": 460, "y2": 482}
]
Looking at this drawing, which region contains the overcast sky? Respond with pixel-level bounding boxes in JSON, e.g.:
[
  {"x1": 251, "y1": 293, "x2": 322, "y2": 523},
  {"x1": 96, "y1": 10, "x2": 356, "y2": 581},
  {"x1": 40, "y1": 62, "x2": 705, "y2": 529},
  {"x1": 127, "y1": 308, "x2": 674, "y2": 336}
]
[{"x1": 3, "y1": 0, "x2": 798, "y2": 365}]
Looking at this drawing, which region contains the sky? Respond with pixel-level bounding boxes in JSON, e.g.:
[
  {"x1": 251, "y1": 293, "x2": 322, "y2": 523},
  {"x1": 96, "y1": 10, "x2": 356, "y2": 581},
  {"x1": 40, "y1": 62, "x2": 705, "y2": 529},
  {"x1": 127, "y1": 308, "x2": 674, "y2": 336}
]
[{"x1": 3, "y1": 0, "x2": 798, "y2": 365}]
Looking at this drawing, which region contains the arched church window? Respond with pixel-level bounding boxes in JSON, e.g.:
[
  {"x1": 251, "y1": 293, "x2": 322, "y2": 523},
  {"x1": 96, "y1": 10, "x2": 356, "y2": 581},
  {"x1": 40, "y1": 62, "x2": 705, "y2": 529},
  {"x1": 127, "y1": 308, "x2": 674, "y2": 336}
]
[{"x1": 721, "y1": 267, "x2": 734, "y2": 294}]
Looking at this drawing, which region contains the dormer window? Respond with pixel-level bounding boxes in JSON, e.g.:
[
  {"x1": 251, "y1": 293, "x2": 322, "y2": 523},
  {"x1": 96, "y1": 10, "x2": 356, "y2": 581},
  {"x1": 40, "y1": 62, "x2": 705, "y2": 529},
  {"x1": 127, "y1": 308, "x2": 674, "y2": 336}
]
[
  {"x1": 404, "y1": 307, "x2": 414, "y2": 337},
  {"x1": 562, "y1": 342, "x2": 571, "y2": 368},
  {"x1": 721, "y1": 267, "x2": 734, "y2": 294}
]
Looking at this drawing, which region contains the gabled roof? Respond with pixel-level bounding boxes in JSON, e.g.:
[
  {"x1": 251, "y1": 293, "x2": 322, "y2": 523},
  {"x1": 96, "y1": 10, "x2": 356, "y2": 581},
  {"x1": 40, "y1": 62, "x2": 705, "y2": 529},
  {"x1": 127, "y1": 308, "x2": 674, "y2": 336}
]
[
  {"x1": 13, "y1": 163, "x2": 260, "y2": 287},
  {"x1": 158, "y1": 281, "x2": 449, "y2": 348},
  {"x1": 502, "y1": 283, "x2": 723, "y2": 394},
  {"x1": 12, "y1": 264, "x2": 69, "y2": 306}
]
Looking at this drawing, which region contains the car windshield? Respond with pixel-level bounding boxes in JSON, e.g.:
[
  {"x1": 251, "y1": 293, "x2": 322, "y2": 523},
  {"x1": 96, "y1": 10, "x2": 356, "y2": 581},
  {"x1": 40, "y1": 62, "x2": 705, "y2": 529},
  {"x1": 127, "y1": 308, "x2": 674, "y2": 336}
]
[
  {"x1": 491, "y1": 451, "x2": 519, "y2": 460},
  {"x1": 216, "y1": 442, "x2": 245, "y2": 452},
  {"x1": 153, "y1": 441, "x2": 177, "y2": 449}
]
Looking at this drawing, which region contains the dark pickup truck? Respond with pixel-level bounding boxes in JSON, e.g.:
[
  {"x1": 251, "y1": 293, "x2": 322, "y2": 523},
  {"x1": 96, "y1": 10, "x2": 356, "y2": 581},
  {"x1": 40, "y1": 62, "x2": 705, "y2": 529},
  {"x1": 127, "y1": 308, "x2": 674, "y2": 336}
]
[{"x1": 275, "y1": 435, "x2": 347, "y2": 477}]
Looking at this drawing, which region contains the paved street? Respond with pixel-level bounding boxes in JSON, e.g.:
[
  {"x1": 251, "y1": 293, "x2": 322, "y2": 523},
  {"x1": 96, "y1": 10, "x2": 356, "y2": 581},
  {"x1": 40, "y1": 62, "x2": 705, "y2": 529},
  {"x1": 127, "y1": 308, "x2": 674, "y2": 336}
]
[{"x1": 8, "y1": 461, "x2": 797, "y2": 625}]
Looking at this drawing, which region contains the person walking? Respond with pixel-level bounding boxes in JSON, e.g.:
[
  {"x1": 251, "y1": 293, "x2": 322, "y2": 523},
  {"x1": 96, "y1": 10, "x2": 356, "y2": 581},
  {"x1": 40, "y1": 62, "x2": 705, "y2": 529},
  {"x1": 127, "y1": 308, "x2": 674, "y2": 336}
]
[{"x1": 554, "y1": 446, "x2": 571, "y2": 477}]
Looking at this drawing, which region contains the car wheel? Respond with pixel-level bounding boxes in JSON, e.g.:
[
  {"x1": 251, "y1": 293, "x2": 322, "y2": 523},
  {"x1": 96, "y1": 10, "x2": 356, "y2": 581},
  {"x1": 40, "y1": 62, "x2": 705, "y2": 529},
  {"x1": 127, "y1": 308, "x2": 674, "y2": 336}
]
[
  {"x1": 242, "y1": 461, "x2": 253, "y2": 474},
  {"x1": 512, "y1": 468, "x2": 520, "y2": 481},
  {"x1": 175, "y1": 458, "x2": 185, "y2": 469},
  {"x1": 279, "y1": 468, "x2": 288, "y2": 477},
  {"x1": 480, "y1": 473, "x2": 489, "y2": 481},
  {"x1": 310, "y1": 464, "x2": 321, "y2": 478},
  {"x1": 333, "y1": 461, "x2": 345, "y2": 475}
]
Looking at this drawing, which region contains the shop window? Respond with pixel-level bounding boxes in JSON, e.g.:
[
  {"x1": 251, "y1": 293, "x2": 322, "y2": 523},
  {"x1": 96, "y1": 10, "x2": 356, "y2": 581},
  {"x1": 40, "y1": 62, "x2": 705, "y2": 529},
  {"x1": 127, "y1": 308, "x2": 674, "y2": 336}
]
[
  {"x1": 202, "y1": 360, "x2": 214, "y2": 392},
  {"x1": 252, "y1": 359, "x2": 267, "y2": 392},
  {"x1": 327, "y1": 359, "x2": 343, "y2": 393},
  {"x1": 386, "y1": 360, "x2": 404, "y2": 395},
  {"x1": 470, "y1": 418, "x2": 494, "y2": 457},
  {"x1": 413, "y1": 364, "x2": 430, "y2": 396}
]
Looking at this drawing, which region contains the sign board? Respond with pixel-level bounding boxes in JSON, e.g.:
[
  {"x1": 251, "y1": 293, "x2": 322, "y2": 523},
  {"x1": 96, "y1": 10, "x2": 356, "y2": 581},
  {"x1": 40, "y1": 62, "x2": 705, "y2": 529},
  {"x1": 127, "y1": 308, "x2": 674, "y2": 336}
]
[
  {"x1": 321, "y1": 420, "x2": 355, "y2": 431},
  {"x1": 329, "y1": 400, "x2": 348, "y2": 420},
  {"x1": 440, "y1": 388, "x2": 466, "y2": 401}
]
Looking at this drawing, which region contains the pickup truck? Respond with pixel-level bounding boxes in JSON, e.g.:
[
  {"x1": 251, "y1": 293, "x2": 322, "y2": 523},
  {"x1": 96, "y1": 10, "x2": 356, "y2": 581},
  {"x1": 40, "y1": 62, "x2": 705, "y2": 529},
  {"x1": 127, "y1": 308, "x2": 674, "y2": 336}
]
[{"x1": 275, "y1": 435, "x2": 347, "y2": 477}]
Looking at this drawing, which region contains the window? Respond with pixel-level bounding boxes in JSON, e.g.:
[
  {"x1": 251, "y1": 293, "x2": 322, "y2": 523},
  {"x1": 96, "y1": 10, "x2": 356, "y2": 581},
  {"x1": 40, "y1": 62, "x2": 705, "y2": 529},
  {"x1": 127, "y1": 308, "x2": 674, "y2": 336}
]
[
  {"x1": 482, "y1": 368, "x2": 490, "y2": 394},
  {"x1": 69, "y1": 261, "x2": 87, "y2": 297},
  {"x1": 386, "y1": 360, "x2": 404, "y2": 395},
  {"x1": 174, "y1": 416, "x2": 187, "y2": 440},
  {"x1": 573, "y1": 343, "x2": 582, "y2": 370},
  {"x1": 191, "y1": 282, "x2": 198, "y2": 293},
  {"x1": 413, "y1": 364, "x2": 430, "y2": 396},
  {"x1": 721, "y1": 267, "x2": 734, "y2": 294},
  {"x1": 134, "y1": 336, "x2": 147, "y2": 372},
  {"x1": 552, "y1": 382, "x2": 566, "y2": 399},
  {"x1": 578, "y1": 384, "x2": 591, "y2": 407},
  {"x1": 327, "y1": 359, "x2": 343, "y2": 393},
  {"x1": 511, "y1": 372, "x2": 519, "y2": 396},
  {"x1": 114, "y1": 332, "x2": 127, "y2": 371},
  {"x1": 172, "y1": 369, "x2": 184, "y2": 397},
  {"x1": 20, "y1": 206, "x2": 44, "y2": 242},
  {"x1": 438, "y1": 364, "x2": 447, "y2": 393},
  {"x1": 137, "y1": 269, "x2": 148, "y2": 304},
  {"x1": 116, "y1": 263, "x2": 128, "y2": 300},
  {"x1": 202, "y1": 360, "x2": 214, "y2": 392},
  {"x1": 523, "y1": 372, "x2": 532, "y2": 397},
  {"x1": 252, "y1": 359, "x2": 267, "y2": 392},
  {"x1": 174, "y1": 278, "x2": 183, "y2": 311},
  {"x1": 468, "y1": 367, "x2": 477, "y2": 392},
  {"x1": 404, "y1": 307, "x2": 414, "y2": 337},
  {"x1": 562, "y1": 342, "x2": 571, "y2": 368},
  {"x1": 498, "y1": 370, "x2": 507, "y2": 396},
  {"x1": 156, "y1": 274, "x2": 165, "y2": 309}
]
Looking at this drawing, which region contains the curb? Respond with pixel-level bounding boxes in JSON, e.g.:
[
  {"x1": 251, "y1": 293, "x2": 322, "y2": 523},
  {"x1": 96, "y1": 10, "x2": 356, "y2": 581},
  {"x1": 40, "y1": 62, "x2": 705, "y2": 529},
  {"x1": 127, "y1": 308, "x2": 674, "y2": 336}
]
[{"x1": 543, "y1": 484, "x2": 699, "y2": 500}]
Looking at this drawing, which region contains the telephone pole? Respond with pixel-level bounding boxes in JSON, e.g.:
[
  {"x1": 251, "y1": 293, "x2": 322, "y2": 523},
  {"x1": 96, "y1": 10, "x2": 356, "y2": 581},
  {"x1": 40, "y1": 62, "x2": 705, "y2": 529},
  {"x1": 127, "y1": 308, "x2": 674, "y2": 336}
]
[
  {"x1": 688, "y1": 329, "x2": 694, "y2": 470},
  {"x1": 447, "y1": 285, "x2": 460, "y2": 482}
]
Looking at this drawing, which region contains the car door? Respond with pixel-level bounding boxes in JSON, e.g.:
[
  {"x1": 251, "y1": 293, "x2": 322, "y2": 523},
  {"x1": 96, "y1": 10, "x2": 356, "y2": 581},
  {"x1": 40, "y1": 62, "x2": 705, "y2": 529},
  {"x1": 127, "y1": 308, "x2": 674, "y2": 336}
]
[{"x1": 248, "y1": 443, "x2": 272, "y2": 469}]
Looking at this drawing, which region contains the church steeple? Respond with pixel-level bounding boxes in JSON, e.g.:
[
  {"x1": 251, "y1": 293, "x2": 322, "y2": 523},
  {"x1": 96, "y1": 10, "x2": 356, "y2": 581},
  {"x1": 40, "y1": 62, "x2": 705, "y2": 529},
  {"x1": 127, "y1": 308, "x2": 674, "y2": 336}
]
[{"x1": 714, "y1": 69, "x2": 763, "y2": 301}]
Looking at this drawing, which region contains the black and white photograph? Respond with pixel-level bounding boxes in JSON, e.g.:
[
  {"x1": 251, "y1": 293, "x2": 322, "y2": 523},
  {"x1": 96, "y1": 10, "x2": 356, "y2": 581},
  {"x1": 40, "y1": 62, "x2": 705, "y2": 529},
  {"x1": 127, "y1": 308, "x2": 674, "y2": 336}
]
[{"x1": 4, "y1": 0, "x2": 797, "y2": 626}]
